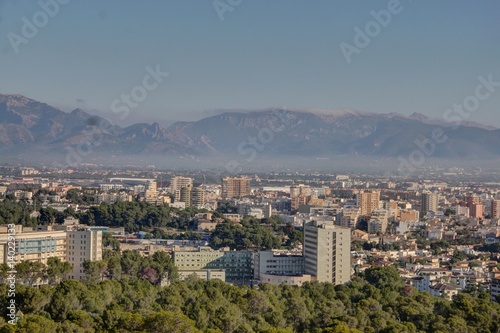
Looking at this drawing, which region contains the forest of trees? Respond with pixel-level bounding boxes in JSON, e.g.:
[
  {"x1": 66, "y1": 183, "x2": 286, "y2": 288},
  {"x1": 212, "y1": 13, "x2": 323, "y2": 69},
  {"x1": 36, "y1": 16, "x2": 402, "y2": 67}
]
[
  {"x1": 209, "y1": 216, "x2": 302, "y2": 250},
  {"x1": 1, "y1": 266, "x2": 499, "y2": 332},
  {"x1": 0, "y1": 196, "x2": 36, "y2": 227},
  {"x1": 79, "y1": 201, "x2": 189, "y2": 232},
  {"x1": 0, "y1": 197, "x2": 201, "y2": 233}
]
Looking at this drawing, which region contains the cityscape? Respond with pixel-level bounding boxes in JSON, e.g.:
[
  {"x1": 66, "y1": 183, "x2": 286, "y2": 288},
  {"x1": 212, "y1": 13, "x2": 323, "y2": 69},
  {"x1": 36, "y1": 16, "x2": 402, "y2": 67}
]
[
  {"x1": 1, "y1": 165, "x2": 500, "y2": 331},
  {"x1": 1, "y1": 1, "x2": 500, "y2": 332}
]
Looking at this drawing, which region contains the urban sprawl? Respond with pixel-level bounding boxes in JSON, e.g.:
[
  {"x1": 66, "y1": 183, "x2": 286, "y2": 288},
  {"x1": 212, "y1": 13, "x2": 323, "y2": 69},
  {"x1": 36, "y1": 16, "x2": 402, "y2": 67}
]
[{"x1": 1, "y1": 165, "x2": 500, "y2": 305}]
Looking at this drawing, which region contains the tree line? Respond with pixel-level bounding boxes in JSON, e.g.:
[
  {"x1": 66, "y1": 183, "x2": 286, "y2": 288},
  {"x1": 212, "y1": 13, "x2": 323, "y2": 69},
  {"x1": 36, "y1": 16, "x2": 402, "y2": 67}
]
[{"x1": 1, "y1": 266, "x2": 499, "y2": 332}]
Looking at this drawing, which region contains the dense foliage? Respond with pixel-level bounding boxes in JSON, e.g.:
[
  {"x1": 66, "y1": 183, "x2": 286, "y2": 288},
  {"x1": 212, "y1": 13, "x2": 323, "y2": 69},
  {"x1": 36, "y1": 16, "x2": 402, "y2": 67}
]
[
  {"x1": 1, "y1": 266, "x2": 500, "y2": 332},
  {"x1": 0, "y1": 196, "x2": 36, "y2": 227},
  {"x1": 79, "y1": 202, "x2": 205, "y2": 232},
  {"x1": 209, "y1": 216, "x2": 302, "y2": 250}
]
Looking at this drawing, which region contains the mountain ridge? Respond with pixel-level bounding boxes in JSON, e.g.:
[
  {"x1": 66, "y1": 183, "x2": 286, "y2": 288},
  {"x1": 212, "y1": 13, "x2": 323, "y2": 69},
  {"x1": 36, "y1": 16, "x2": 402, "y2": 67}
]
[{"x1": 1, "y1": 94, "x2": 500, "y2": 168}]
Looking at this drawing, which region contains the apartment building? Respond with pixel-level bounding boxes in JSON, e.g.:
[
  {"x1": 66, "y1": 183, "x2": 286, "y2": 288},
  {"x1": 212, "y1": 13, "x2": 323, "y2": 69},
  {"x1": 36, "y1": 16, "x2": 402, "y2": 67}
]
[
  {"x1": 491, "y1": 199, "x2": 500, "y2": 219},
  {"x1": 421, "y1": 192, "x2": 439, "y2": 213},
  {"x1": 399, "y1": 209, "x2": 419, "y2": 222},
  {"x1": 339, "y1": 207, "x2": 361, "y2": 229},
  {"x1": 466, "y1": 194, "x2": 481, "y2": 207},
  {"x1": 171, "y1": 176, "x2": 193, "y2": 192},
  {"x1": 178, "y1": 185, "x2": 205, "y2": 208},
  {"x1": 171, "y1": 176, "x2": 193, "y2": 201},
  {"x1": 221, "y1": 177, "x2": 250, "y2": 199},
  {"x1": 0, "y1": 225, "x2": 67, "y2": 265},
  {"x1": 0, "y1": 224, "x2": 102, "y2": 282},
  {"x1": 368, "y1": 209, "x2": 389, "y2": 234},
  {"x1": 290, "y1": 184, "x2": 311, "y2": 198},
  {"x1": 95, "y1": 192, "x2": 132, "y2": 204},
  {"x1": 356, "y1": 191, "x2": 380, "y2": 215},
  {"x1": 303, "y1": 220, "x2": 351, "y2": 285},
  {"x1": 470, "y1": 203, "x2": 484, "y2": 219},
  {"x1": 67, "y1": 228, "x2": 103, "y2": 281}
]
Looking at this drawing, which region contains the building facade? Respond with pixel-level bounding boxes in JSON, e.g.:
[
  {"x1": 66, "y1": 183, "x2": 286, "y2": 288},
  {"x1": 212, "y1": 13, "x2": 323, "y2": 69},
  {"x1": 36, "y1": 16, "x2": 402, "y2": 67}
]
[
  {"x1": 67, "y1": 228, "x2": 103, "y2": 281},
  {"x1": 253, "y1": 251, "x2": 305, "y2": 279},
  {"x1": 0, "y1": 224, "x2": 103, "y2": 282},
  {"x1": 491, "y1": 199, "x2": 500, "y2": 219},
  {"x1": 173, "y1": 246, "x2": 253, "y2": 283},
  {"x1": 356, "y1": 191, "x2": 380, "y2": 216},
  {"x1": 0, "y1": 225, "x2": 67, "y2": 265},
  {"x1": 221, "y1": 177, "x2": 250, "y2": 199},
  {"x1": 303, "y1": 220, "x2": 351, "y2": 285},
  {"x1": 421, "y1": 192, "x2": 438, "y2": 213}
]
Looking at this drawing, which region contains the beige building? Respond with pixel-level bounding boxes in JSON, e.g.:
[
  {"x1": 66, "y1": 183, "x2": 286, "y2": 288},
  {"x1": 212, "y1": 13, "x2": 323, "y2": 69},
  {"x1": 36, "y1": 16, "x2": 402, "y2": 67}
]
[
  {"x1": 171, "y1": 176, "x2": 193, "y2": 191},
  {"x1": 0, "y1": 225, "x2": 102, "y2": 282},
  {"x1": 340, "y1": 207, "x2": 361, "y2": 229},
  {"x1": 303, "y1": 221, "x2": 351, "y2": 285},
  {"x1": 368, "y1": 209, "x2": 389, "y2": 234},
  {"x1": 178, "y1": 185, "x2": 205, "y2": 208},
  {"x1": 67, "y1": 228, "x2": 103, "y2": 281},
  {"x1": 171, "y1": 176, "x2": 193, "y2": 201},
  {"x1": 0, "y1": 225, "x2": 67, "y2": 265},
  {"x1": 144, "y1": 180, "x2": 160, "y2": 205},
  {"x1": 179, "y1": 184, "x2": 193, "y2": 206},
  {"x1": 290, "y1": 184, "x2": 311, "y2": 198},
  {"x1": 399, "y1": 209, "x2": 419, "y2": 222},
  {"x1": 421, "y1": 192, "x2": 439, "y2": 213},
  {"x1": 491, "y1": 199, "x2": 500, "y2": 219},
  {"x1": 95, "y1": 192, "x2": 132, "y2": 204},
  {"x1": 356, "y1": 191, "x2": 380, "y2": 215},
  {"x1": 291, "y1": 195, "x2": 308, "y2": 211},
  {"x1": 221, "y1": 177, "x2": 250, "y2": 199}
]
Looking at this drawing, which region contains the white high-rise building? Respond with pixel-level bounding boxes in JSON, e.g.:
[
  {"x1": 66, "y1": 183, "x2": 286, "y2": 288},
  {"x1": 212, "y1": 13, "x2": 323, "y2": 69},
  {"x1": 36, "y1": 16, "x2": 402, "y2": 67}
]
[
  {"x1": 303, "y1": 220, "x2": 351, "y2": 285},
  {"x1": 67, "y1": 228, "x2": 102, "y2": 281}
]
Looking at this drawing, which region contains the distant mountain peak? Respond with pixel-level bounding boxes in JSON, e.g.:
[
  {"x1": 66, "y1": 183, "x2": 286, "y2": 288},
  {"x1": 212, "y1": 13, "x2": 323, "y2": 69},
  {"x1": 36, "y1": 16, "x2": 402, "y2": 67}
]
[
  {"x1": 407, "y1": 112, "x2": 429, "y2": 119},
  {"x1": 305, "y1": 108, "x2": 367, "y2": 117},
  {"x1": 0, "y1": 93, "x2": 38, "y2": 108}
]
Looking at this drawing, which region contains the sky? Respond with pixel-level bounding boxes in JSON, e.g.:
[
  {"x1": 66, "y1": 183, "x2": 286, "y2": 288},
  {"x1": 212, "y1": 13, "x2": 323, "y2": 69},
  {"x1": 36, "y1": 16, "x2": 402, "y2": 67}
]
[{"x1": 0, "y1": 0, "x2": 499, "y2": 127}]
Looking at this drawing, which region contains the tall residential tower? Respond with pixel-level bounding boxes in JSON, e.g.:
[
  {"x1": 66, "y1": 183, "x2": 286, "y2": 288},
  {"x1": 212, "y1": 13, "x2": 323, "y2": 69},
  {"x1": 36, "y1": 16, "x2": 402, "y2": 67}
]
[{"x1": 303, "y1": 221, "x2": 351, "y2": 285}]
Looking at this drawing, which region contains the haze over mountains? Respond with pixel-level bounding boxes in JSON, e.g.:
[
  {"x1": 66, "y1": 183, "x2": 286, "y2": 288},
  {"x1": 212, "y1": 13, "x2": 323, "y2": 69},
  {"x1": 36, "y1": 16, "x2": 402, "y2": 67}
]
[{"x1": 1, "y1": 94, "x2": 500, "y2": 171}]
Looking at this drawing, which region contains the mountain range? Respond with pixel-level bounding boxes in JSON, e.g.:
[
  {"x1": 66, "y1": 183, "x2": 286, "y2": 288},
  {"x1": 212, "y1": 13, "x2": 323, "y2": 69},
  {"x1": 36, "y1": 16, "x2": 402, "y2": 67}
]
[{"x1": 1, "y1": 94, "x2": 500, "y2": 170}]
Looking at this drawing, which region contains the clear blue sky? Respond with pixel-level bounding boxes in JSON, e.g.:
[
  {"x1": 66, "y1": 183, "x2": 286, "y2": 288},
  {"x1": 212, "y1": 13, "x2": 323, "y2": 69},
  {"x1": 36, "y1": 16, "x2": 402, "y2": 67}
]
[{"x1": 1, "y1": 0, "x2": 499, "y2": 127}]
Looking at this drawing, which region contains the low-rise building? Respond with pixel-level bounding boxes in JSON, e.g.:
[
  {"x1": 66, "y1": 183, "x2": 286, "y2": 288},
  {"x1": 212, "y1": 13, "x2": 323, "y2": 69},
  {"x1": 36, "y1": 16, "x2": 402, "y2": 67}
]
[
  {"x1": 429, "y1": 282, "x2": 461, "y2": 300},
  {"x1": 0, "y1": 224, "x2": 102, "y2": 283},
  {"x1": 253, "y1": 251, "x2": 304, "y2": 278},
  {"x1": 0, "y1": 225, "x2": 67, "y2": 265},
  {"x1": 173, "y1": 246, "x2": 252, "y2": 283}
]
